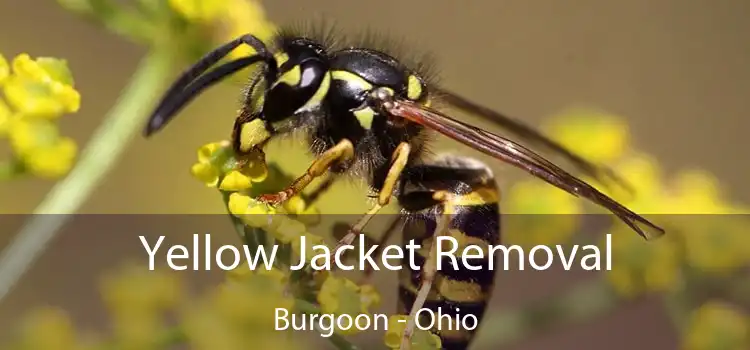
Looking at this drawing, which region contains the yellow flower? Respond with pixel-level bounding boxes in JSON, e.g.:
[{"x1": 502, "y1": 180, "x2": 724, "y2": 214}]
[
  {"x1": 291, "y1": 233, "x2": 326, "y2": 264},
  {"x1": 316, "y1": 275, "x2": 380, "y2": 336},
  {"x1": 683, "y1": 301, "x2": 748, "y2": 350},
  {"x1": 0, "y1": 98, "x2": 12, "y2": 135},
  {"x1": 219, "y1": 170, "x2": 253, "y2": 191},
  {"x1": 504, "y1": 180, "x2": 583, "y2": 248},
  {"x1": 603, "y1": 227, "x2": 682, "y2": 298},
  {"x1": 359, "y1": 284, "x2": 381, "y2": 311},
  {"x1": 384, "y1": 315, "x2": 442, "y2": 350},
  {"x1": 273, "y1": 216, "x2": 307, "y2": 244},
  {"x1": 227, "y1": 192, "x2": 253, "y2": 215},
  {"x1": 283, "y1": 196, "x2": 307, "y2": 215},
  {"x1": 256, "y1": 267, "x2": 290, "y2": 286},
  {"x1": 168, "y1": 0, "x2": 226, "y2": 23},
  {"x1": 182, "y1": 272, "x2": 298, "y2": 350},
  {"x1": 19, "y1": 307, "x2": 79, "y2": 350},
  {"x1": 227, "y1": 192, "x2": 277, "y2": 227},
  {"x1": 197, "y1": 141, "x2": 228, "y2": 162},
  {"x1": 665, "y1": 170, "x2": 731, "y2": 214},
  {"x1": 191, "y1": 141, "x2": 268, "y2": 189},
  {"x1": 100, "y1": 263, "x2": 183, "y2": 316},
  {"x1": 219, "y1": 0, "x2": 277, "y2": 60},
  {"x1": 211, "y1": 276, "x2": 293, "y2": 327},
  {"x1": 603, "y1": 153, "x2": 665, "y2": 209},
  {"x1": 7, "y1": 118, "x2": 78, "y2": 178},
  {"x1": 4, "y1": 54, "x2": 80, "y2": 118},
  {"x1": 0, "y1": 53, "x2": 8, "y2": 85},
  {"x1": 22, "y1": 136, "x2": 77, "y2": 178},
  {"x1": 191, "y1": 162, "x2": 220, "y2": 187},
  {"x1": 681, "y1": 215, "x2": 750, "y2": 274},
  {"x1": 544, "y1": 108, "x2": 630, "y2": 164}
]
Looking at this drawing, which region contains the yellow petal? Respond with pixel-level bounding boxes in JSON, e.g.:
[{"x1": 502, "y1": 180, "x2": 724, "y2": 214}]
[
  {"x1": 227, "y1": 193, "x2": 252, "y2": 216},
  {"x1": 0, "y1": 54, "x2": 8, "y2": 85},
  {"x1": 12, "y1": 54, "x2": 75, "y2": 85},
  {"x1": 684, "y1": 301, "x2": 748, "y2": 350},
  {"x1": 197, "y1": 141, "x2": 225, "y2": 163},
  {"x1": 272, "y1": 217, "x2": 306, "y2": 244},
  {"x1": 168, "y1": 0, "x2": 226, "y2": 23},
  {"x1": 3, "y1": 75, "x2": 75, "y2": 118},
  {"x1": 282, "y1": 196, "x2": 306, "y2": 215},
  {"x1": 544, "y1": 108, "x2": 630, "y2": 163},
  {"x1": 8, "y1": 118, "x2": 61, "y2": 156},
  {"x1": 0, "y1": 98, "x2": 12, "y2": 135},
  {"x1": 21, "y1": 307, "x2": 77, "y2": 349},
  {"x1": 190, "y1": 162, "x2": 219, "y2": 187},
  {"x1": 219, "y1": 170, "x2": 252, "y2": 191},
  {"x1": 24, "y1": 137, "x2": 78, "y2": 178}
]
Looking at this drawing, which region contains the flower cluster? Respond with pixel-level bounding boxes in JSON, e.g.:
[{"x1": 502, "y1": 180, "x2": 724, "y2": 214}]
[
  {"x1": 188, "y1": 139, "x2": 395, "y2": 347},
  {"x1": 0, "y1": 53, "x2": 80, "y2": 179},
  {"x1": 683, "y1": 301, "x2": 748, "y2": 350}
]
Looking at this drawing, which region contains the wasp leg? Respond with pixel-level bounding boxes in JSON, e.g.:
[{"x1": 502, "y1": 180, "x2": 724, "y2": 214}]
[
  {"x1": 302, "y1": 173, "x2": 340, "y2": 208},
  {"x1": 331, "y1": 142, "x2": 411, "y2": 251},
  {"x1": 258, "y1": 139, "x2": 355, "y2": 205},
  {"x1": 401, "y1": 191, "x2": 455, "y2": 350}
]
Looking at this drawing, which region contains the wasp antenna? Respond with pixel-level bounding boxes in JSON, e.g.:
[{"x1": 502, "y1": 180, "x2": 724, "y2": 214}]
[{"x1": 144, "y1": 34, "x2": 276, "y2": 137}]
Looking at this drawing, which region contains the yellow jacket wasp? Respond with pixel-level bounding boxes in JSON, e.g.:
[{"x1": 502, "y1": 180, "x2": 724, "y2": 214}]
[{"x1": 143, "y1": 25, "x2": 665, "y2": 350}]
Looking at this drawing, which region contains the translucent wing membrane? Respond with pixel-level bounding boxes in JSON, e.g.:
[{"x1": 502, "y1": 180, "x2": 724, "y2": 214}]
[
  {"x1": 435, "y1": 87, "x2": 634, "y2": 195},
  {"x1": 381, "y1": 97, "x2": 665, "y2": 240}
]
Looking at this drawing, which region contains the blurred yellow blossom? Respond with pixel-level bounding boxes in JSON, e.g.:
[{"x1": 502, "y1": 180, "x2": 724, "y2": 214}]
[
  {"x1": 18, "y1": 307, "x2": 79, "y2": 350},
  {"x1": 291, "y1": 232, "x2": 326, "y2": 264},
  {"x1": 665, "y1": 170, "x2": 731, "y2": 214},
  {"x1": 0, "y1": 98, "x2": 12, "y2": 135},
  {"x1": 504, "y1": 180, "x2": 583, "y2": 248},
  {"x1": 317, "y1": 275, "x2": 381, "y2": 336},
  {"x1": 683, "y1": 301, "x2": 748, "y2": 350},
  {"x1": 100, "y1": 263, "x2": 183, "y2": 318},
  {"x1": 5, "y1": 54, "x2": 80, "y2": 118},
  {"x1": 190, "y1": 140, "x2": 267, "y2": 189},
  {"x1": 0, "y1": 52, "x2": 80, "y2": 180},
  {"x1": 0, "y1": 54, "x2": 8, "y2": 84},
  {"x1": 22, "y1": 136, "x2": 77, "y2": 178},
  {"x1": 167, "y1": 0, "x2": 277, "y2": 60},
  {"x1": 603, "y1": 226, "x2": 682, "y2": 298},
  {"x1": 168, "y1": 0, "x2": 226, "y2": 23},
  {"x1": 384, "y1": 315, "x2": 442, "y2": 350},
  {"x1": 680, "y1": 214, "x2": 750, "y2": 273},
  {"x1": 182, "y1": 270, "x2": 299, "y2": 350},
  {"x1": 273, "y1": 216, "x2": 308, "y2": 243},
  {"x1": 219, "y1": 169, "x2": 253, "y2": 191},
  {"x1": 218, "y1": 0, "x2": 278, "y2": 59},
  {"x1": 190, "y1": 162, "x2": 220, "y2": 186},
  {"x1": 544, "y1": 108, "x2": 630, "y2": 164},
  {"x1": 7, "y1": 118, "x2": 78, "y2": 178}
]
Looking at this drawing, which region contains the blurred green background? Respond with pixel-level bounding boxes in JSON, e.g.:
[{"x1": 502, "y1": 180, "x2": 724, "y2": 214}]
[{"x1": 0, "y1": 0, "x2": 748, "y2": 349}]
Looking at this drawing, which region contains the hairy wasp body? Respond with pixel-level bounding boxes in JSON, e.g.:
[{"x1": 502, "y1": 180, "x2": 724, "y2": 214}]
[{"x1": 144, "y1": 24, "x2": 664, "y2": 350}]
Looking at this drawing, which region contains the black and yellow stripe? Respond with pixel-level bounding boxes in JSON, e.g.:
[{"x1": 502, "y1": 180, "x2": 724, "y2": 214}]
[{"x1": 397, "y1": 157, "x2": 501, "y2": 350}]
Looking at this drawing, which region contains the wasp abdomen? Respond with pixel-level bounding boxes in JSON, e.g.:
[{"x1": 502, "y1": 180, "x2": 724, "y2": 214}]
[{"x1": 397, "y1": 156, "x2": 501, "y2": 350}]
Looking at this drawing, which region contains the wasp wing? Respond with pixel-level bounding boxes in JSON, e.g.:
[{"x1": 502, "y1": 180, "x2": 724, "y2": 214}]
[
  {"x1": 384, "y1": 98, "x2": 665, "y2": 240},
  {"x1": 435, "y1": 88, "x2": 633, "y2": 194}
]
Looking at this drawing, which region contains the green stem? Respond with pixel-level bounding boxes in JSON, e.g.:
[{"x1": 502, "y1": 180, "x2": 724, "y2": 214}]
[{"x1": 0, "y1": 50, "x2": 174, "y2": 303}]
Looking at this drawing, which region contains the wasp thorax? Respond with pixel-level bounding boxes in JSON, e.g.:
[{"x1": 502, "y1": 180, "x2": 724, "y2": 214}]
[{"x1": 262, "y1": 39, "x2": 332, "y2": 123}]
